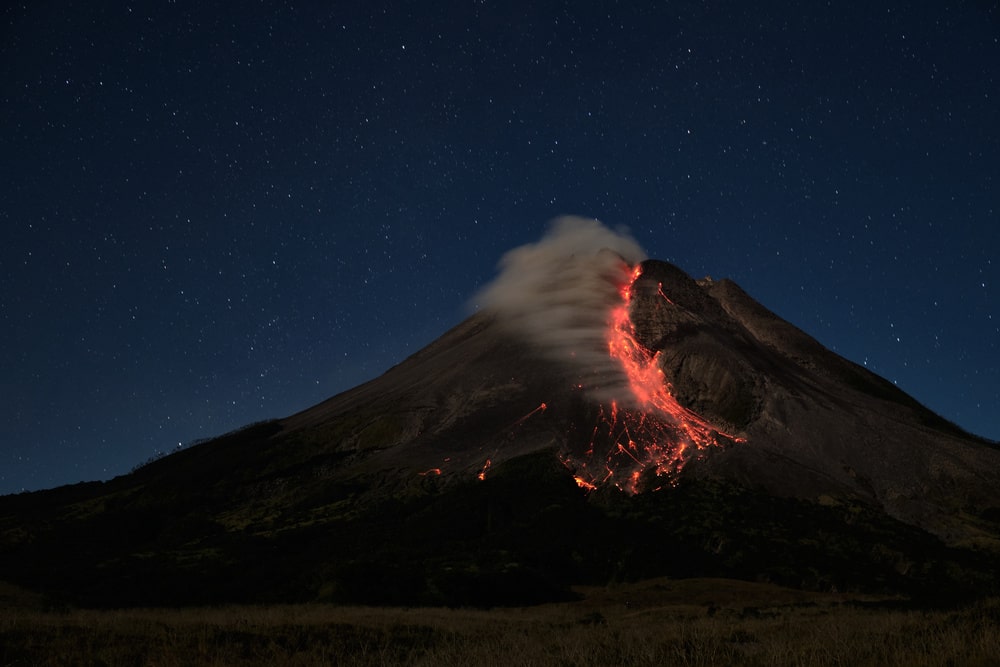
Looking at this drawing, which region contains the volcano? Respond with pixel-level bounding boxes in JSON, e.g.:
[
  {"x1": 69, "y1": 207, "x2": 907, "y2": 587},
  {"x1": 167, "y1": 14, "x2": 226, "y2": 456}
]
[{"x1": 2, "y1": 219, "x2": 999, "y2": 607}]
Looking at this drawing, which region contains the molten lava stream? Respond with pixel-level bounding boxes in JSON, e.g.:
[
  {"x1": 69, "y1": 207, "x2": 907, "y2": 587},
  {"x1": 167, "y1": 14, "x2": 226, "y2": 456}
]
[{"x1": 570, "y1": 263, "x2": 742, "y2": 493}]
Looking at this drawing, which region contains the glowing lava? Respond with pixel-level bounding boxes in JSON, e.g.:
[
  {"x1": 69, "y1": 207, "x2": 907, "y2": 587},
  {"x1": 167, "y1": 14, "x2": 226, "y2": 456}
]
[
  {"x1": 565, "y1": 264, "x2": 743, "y2": 493},
  {"x1": 426, "y1": 262, "x2": 740, "y2": 492}
]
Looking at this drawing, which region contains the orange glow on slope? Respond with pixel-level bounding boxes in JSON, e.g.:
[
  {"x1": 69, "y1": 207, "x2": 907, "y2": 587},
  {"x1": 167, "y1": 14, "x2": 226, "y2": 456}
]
[
  {"x1": 477, "y1": 458, "x2": 492, "y2": 481},
  {"x1": 475, "y1": 403, "x2": 549, "y2": 481},
  {"x1": 565, "y1": 263, "x2": 743, "y2": 494},
  {"x1": 513, "y1": 402, "x2": 548, "y2": 425}
]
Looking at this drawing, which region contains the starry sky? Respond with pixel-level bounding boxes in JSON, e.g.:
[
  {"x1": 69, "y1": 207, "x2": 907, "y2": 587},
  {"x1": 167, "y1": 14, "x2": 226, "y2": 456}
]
[{"x1": 2, "y1": 2, "x2": 998, "y2": 495}]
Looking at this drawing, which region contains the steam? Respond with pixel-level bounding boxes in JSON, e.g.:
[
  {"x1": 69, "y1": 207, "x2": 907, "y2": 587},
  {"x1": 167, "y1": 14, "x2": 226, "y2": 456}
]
[{"x1": 475, "y1": 216, "x2": 647, "y2": 400}]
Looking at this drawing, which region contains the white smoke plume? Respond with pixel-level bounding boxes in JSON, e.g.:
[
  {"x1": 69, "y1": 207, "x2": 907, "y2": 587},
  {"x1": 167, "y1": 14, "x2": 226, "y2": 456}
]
[{"x1": 476, "y1": 216, "x2": 647, "y2": 400}]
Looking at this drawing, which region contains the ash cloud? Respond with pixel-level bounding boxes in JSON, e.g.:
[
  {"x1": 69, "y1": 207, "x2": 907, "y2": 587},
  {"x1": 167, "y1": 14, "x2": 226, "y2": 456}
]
[{"x1": 475, "y1": 216, "x2": 646, "y2": 401}]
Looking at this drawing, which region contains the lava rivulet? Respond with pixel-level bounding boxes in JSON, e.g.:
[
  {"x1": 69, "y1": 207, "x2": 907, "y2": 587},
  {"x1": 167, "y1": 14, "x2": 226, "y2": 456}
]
[{"x1": 565, "y1": 263, "x2": 743, "y2": 493}]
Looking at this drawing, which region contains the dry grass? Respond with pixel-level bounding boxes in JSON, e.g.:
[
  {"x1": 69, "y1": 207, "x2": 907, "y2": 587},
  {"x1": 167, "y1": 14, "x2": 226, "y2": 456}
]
[{"x1": 2, "y1": 578, "x2": 999, "y2": 666}]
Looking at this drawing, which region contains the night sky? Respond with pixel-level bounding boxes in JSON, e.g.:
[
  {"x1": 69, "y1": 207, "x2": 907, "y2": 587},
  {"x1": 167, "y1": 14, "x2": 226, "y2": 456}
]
[{"x1": 3, "y1": 2, "x2": 998, "y2": 495}]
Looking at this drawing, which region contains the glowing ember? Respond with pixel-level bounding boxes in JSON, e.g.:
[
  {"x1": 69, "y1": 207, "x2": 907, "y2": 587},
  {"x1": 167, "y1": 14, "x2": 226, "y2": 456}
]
[
  {"x1": 565, "y1": 263, "x2": 743, "y2": 493},
  {"x1": 514, "y1": 402, "x2": 548, "y2": 425},
  {"x1": 477, "y1": 458, "x2": 492, "y2": 481}
]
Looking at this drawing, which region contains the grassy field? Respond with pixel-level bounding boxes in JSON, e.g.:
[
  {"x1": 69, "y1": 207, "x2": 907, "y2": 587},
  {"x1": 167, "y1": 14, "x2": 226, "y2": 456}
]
[{"x1": 2, "y1": 578, "x2": 998, "y2": 666}]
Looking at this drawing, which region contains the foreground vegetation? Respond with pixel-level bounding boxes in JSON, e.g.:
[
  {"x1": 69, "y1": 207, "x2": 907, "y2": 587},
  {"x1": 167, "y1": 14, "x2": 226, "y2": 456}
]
[
  {"x1": 3, "y1": 578, "x2": 999, "y2": 666},
  {"x1": 6, "y1": 444, "x2": 997, "y2": 609}
]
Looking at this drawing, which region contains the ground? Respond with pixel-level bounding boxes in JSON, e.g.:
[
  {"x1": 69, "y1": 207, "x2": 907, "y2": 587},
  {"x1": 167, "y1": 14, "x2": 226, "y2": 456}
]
[{"x1": 2, "y1": 577, "x2": 998, "y2": 666}]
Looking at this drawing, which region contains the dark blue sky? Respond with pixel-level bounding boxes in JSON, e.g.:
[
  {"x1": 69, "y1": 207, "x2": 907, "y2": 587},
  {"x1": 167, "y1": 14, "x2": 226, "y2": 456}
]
[{"x1": 2, "y1": 2, "x2": 998, "y2": 495}]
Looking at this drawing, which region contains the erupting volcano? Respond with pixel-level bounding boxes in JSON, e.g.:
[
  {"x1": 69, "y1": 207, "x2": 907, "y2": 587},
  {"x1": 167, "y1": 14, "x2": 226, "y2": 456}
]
[
  {"x1": 3, "y1": 216, "x2": 999, "y2": 608},
  {"x1": 255, "y1": 216, "x2": 1000, "y2": 548}
]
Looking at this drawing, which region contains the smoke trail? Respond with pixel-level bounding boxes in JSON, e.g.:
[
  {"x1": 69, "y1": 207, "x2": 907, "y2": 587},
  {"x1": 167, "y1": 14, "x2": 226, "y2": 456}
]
[{"x1": 475, "y1": 216, "x2": 647, "y2": 401}]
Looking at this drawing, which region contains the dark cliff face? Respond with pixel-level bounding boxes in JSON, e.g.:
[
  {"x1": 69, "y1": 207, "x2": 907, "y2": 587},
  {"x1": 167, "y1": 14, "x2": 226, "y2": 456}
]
[
  {"x1": 629, "y1": 261, "x2": 765, "y2": 432},
  {"x1": 631, "y1": 260, "x2": 1000, "y2": 543}
]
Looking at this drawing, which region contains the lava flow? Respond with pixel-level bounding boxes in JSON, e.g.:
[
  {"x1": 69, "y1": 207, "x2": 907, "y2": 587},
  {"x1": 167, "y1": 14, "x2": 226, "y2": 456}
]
[{"x1": 565, "y1": 263, "x2": 743, "y2": 493}]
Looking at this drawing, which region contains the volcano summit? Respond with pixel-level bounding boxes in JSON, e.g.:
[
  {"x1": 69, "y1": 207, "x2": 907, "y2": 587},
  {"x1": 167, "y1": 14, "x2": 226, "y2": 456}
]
[{"x1": 1, "y1": 218, "x2": 998, "y2": 607}]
